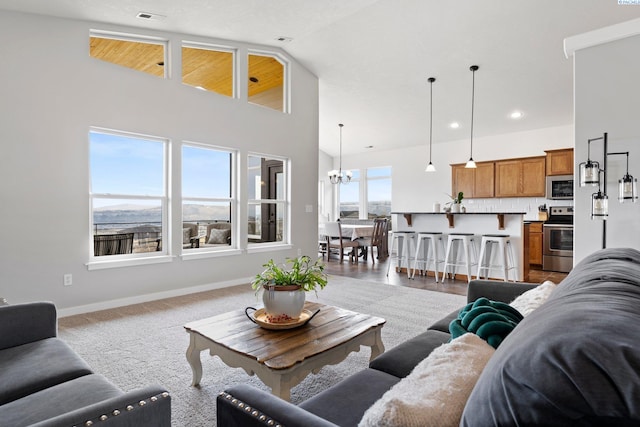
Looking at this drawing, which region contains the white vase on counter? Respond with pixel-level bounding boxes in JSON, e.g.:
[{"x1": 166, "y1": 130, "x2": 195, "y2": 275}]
[{"x1": 451, "y1": 203, "x2": 460, "y2": 213}]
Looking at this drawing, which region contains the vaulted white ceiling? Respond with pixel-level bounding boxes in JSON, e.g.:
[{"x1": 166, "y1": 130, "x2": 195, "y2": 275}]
[{"x1": 1, "y1": 0, "x2": 639, "y2": 156}]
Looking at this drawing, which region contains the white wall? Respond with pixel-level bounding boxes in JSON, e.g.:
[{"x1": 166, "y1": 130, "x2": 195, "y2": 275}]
[
  {"x1": 572, "y1": 32, "x2": 640, "y2": 263},
  {"x1": 325, "y1": 124, "x2": 574, "y2": 221},
  {"x1": 0, "y1": 11, "x2": 319, "y2": 312}
]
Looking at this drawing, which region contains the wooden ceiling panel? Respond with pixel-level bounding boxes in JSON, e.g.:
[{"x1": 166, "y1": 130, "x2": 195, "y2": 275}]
[{"x1": 90, "y1": 37, "x2": 165, "y2": 77}]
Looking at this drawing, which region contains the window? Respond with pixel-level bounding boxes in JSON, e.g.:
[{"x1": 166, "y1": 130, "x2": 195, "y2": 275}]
[
  {"x1": 182, "y1": 43, "x2": 235, "y2": 97},
  {"x1": 247, "y1": 155, "x2": 288, "y2": 244},
  {"x1": 339, "y1": 170, "x2": 360, "y2": 219},
  {"x1": 89, "y1": 129, "x2": 168, "y2": 260},
  {"x1": 367, "y1": 167, "x2": 392, "y2": 219},
  {"x1": 89, "y1": 32, "x2": 167, "y2": 78},
  {"x1": 182, "y1": 144, "x2": 235, "y2": 251},
  {"x1": 338, "y1": 167, "x2": 392, "y2": 219},
  {"x1": 247, "y1": 52, "x2": 287, "y2": 112}
]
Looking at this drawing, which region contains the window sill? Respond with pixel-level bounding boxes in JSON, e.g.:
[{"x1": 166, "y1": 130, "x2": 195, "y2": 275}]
[
  {"x1": 181, "y1": 248, "x2": 242, "y2": 261},
  {"x1": 86, "y1": 254, "x2": 174, "y2": 271},
  {"x1": 246, "y1": 243, "x2": 292, "y2": 254}
]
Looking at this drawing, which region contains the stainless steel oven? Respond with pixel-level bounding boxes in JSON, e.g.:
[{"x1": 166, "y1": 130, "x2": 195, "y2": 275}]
[{"x1": 543, "y1": 206, "x2": 574, "y2": 273}]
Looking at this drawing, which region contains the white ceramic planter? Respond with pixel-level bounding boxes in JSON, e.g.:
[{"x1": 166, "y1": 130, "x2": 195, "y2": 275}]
[
  {"x1": 262, "y1": 284, "x2": 305, "y2": 320},
  {"x1": 450, "y1": 203, "x2": 460, "y2": 213}
]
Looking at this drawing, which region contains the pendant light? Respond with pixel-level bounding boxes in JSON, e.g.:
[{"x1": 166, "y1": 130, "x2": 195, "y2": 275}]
[
  {"x1": 328, "y1": 123, "x2": 352, "y2": 184},
  {"x1": 579, "y1": 138, "x2": 600, "y2": 186},
  {"x1": 465, "y1": 65, "x2": 479, "y2": 169},
  {"x1": 425, "y1": 77, "x2": 436, "y2": 172},
  {"x1": 617, "y1": 152, "x2": 637, "y2": 203}
]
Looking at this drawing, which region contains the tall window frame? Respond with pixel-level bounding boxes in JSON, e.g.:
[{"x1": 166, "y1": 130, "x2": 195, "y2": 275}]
[
  {"x1": 88, "y1": 128, "x2": 170, "y2": 268},
  {"x1": 181, "y1": 142, "x2": 238, "y2": 255},
  {"x1": 366, "y1": 166, "x2": 392, "y2": 219},
  {"x1": 247, "y1": 153, "x2": 290, "y2": 248},
  {"x1": 338, "y1": 167, "x2": 392, "y2": 220}
]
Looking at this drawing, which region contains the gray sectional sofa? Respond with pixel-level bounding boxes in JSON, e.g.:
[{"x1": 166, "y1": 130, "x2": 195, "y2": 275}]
[
  {"x1": 217, "y1": 247, "x2": 640, "y2": 426},
  {"x1": 0, "y1": 302, "x2": 171, "y2": 427}
]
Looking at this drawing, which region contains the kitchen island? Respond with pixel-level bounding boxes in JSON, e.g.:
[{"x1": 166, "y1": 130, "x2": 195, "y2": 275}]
[{"x1": 391, "y1": 211, "x2": 527, "y2": 281}]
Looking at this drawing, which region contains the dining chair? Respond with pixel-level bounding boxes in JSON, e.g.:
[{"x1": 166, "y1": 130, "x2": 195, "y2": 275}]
[
  {"x1": 323, "y1": 221, "x2": 359, "y2": 263},
  {"x1": 356, "y1": 218, "x2": 387, "y2": 264}
]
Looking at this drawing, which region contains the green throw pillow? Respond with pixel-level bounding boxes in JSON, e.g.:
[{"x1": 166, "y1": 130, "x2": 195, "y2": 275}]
[{"x1": 449, "y1": 297, "x2": 523, "y2": 349}]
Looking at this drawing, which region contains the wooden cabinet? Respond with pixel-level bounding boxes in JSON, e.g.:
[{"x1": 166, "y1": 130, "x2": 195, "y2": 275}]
[
  {"x1": 451, "y1": 162, "x2": 494, "y2": 199},
  {"x1": 495, "y1": 156, "x2": 545, "y2": 198},
  {"x1": 528, "y1": 222, "x2": 543, "y2": 266},
  {"x1": 545, "y1": 148, "x2": 574, "y2": 176}
]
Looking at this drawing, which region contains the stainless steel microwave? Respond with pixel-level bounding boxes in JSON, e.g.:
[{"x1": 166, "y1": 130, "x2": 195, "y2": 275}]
[{"x1": 546, "y1": 175, "x2": 574, "y2": 200}]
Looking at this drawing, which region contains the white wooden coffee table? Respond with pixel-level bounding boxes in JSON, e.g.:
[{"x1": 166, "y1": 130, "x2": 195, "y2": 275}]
[{"x1": 184, "y1": 301, "x2": 385, "y2": 401}]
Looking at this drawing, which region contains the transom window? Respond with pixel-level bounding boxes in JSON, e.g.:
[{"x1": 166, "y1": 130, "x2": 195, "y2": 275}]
[
  {"x1": 182, "y1": 43, "x2": 235, "y2": 97},
  {"x1": 89, "y1": 129, "x2": 168, "y2": 259},
  {"x1": 248, "y1": 52, "x2": 287, "y2": 112},
  {"x1": 89, "y1": 32, "x2": 167, "y2": 78}
]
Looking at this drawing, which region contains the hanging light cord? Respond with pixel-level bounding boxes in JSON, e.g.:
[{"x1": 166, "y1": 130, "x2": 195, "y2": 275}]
[
  {"x1": 429, "y1": 77, "x2": 434, "y2": 162},
  {"x1": 470, "y1": 66, "x2": 477, "y2": 159},
  {"x1": 338, "y1": 123, "x2": 344, "y2": 175}
]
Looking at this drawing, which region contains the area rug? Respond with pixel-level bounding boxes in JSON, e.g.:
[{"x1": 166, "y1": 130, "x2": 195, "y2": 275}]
[{"x1": 58, "y1": 276, "x2": 465, "y2": 426}]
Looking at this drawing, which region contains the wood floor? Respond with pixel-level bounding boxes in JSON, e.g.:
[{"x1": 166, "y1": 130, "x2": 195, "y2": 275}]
[{"x1": 323, "y1": 252, "x2": 568, "y2": 297}]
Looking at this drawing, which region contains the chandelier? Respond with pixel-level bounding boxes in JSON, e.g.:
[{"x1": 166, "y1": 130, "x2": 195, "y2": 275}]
[{"x1": 328, "y1": 123, "x2": 352, "y2": 184}]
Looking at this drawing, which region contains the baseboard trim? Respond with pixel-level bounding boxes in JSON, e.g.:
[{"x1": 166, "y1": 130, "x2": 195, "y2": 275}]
[{"x1": 58, "y1": 277, "x2": 253, "y2": 317}]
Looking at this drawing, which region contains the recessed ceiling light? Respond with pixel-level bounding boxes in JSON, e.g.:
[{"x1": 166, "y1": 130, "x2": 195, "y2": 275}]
[
  {"x1": 365, "y1": 145, "x2": 374, "y2": 149},
  {"x1": 510, "y1": 111, "x2": 524, "y2": 119},
  {"x1": 275, "y1": 36, "x2": 293, "y2": 43},
  {"x1": 249, "y1": 76, "x2": 259, "y2": 83},
  {"x1": 136, "y1": 12, "x2": 166, "y2": 21},
  {"x1": 449, "y1": 122, "x2": 460, "y2": 129}
]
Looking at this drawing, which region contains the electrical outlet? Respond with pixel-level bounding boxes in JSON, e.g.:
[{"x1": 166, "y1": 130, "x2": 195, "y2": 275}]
[{"x1": 63, "y1": 274, "x2": 72, "y2": 286}]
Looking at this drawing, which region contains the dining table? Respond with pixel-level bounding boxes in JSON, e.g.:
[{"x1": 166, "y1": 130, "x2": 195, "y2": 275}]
[{"x1": 319, "y1": 223, "x2": 375, "y2": 241}]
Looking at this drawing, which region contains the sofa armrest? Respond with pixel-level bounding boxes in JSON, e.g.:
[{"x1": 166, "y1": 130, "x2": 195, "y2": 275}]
[
  {"x1": 467, "y1": 280, "x2": 539, "y2": 304},
  {"x1": 0, "y1": 302, "x2": 57, "y2": 350},
  {"x1": 217, "y1": 385, "x2": 337, "y2": 427},
  {"x1": 29, "y1": 386, "x2": 171, "y2": 427}
]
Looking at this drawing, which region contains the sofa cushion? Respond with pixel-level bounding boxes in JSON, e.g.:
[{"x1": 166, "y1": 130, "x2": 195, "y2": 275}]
[
  {"x1": 461, "y1": 247, "x2": 640, "y2": 426},
  {"x1": 509, "y1": 280, "x2": 556, "y2": 316},
  {"x1": 427, "y1": 308, "x2": 459, "y2": 333},
  {"x1": 359, "y1": 333, "x2": 494, "y2": 427},
  {"x1": 299, "y1": 368, "x2": 400, "y2": 427},
  {"x1": 369, "y1": 329, "x2": 450, "y2": 378},
  {"x1": 0, "y1": 337, "x2": 93, "y2": 405},
  {"x1": 0, "y1": 374, "x2": 122, "y2": 427}
]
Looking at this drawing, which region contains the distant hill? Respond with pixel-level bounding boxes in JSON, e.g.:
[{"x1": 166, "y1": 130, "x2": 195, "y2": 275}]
[{"x1": 94, "y1": 204, "x2": 230, "y2": 227}]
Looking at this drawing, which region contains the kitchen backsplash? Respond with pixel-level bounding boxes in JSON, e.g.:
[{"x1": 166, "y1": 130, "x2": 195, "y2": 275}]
[{"x1": 462, "y1": 197, "x2": 573, "y2": 221}]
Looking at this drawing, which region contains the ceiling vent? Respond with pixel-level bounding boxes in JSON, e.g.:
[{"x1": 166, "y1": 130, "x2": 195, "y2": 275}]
[{"x1": 136, "y1": 12, "x2": 166, "y2": 21}]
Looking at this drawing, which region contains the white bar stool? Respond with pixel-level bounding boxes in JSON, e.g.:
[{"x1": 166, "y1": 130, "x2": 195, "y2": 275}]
[
  {"x1": 477, "y1": 234, "x2": 517, "y2": 282},
  {"x1": 386, "y1": 231, "x2": 415, "y2": 278},
  {"x1": 441, "y1": 233, "x2": 478, "y2": 283},
  {"x1": 410, "y1": 232, "x2": 445, "y2": 281}
]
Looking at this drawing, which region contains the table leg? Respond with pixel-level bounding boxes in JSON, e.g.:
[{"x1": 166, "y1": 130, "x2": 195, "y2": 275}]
[
  {"x1": 270, "y1": 378, "x2": 292, "y2": 401},
  {"x1": 369, "y1": 328, "x2": 386, "y2": 361},
  {"x1": 186, "y1": 332, "x2": 204, "y2": 386}
]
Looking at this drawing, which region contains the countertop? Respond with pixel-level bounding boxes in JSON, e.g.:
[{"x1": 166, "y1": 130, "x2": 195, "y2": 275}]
[{"x1": 390, "y1": 211, "x2": 526, "y2": 215}]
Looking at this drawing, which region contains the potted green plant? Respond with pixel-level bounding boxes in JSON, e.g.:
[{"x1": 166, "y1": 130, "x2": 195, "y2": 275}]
[
  {"x1": 445, "y1": 191, "x2": 464, "y2": 213},
  {"x1": 251, "y1": 255, "x2": 327, "y2": 322}
]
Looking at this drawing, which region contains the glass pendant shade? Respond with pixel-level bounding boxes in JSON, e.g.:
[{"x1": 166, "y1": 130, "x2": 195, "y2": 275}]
[
  {"x1": 619, "y1": 174, "x2": 638, "y2": 203},
  {"x1": 425, "y1": 162, "x2": 436, "y2": 172},
  {"x1": 579, "y1": 160, "x2": 600, "y2": 186},
  {"x1": 465, "y1": 158, "x2": 477, "y2": 169},
  {"x1": 591, "y1": 191, "x2": 608, "y2": 220}
]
